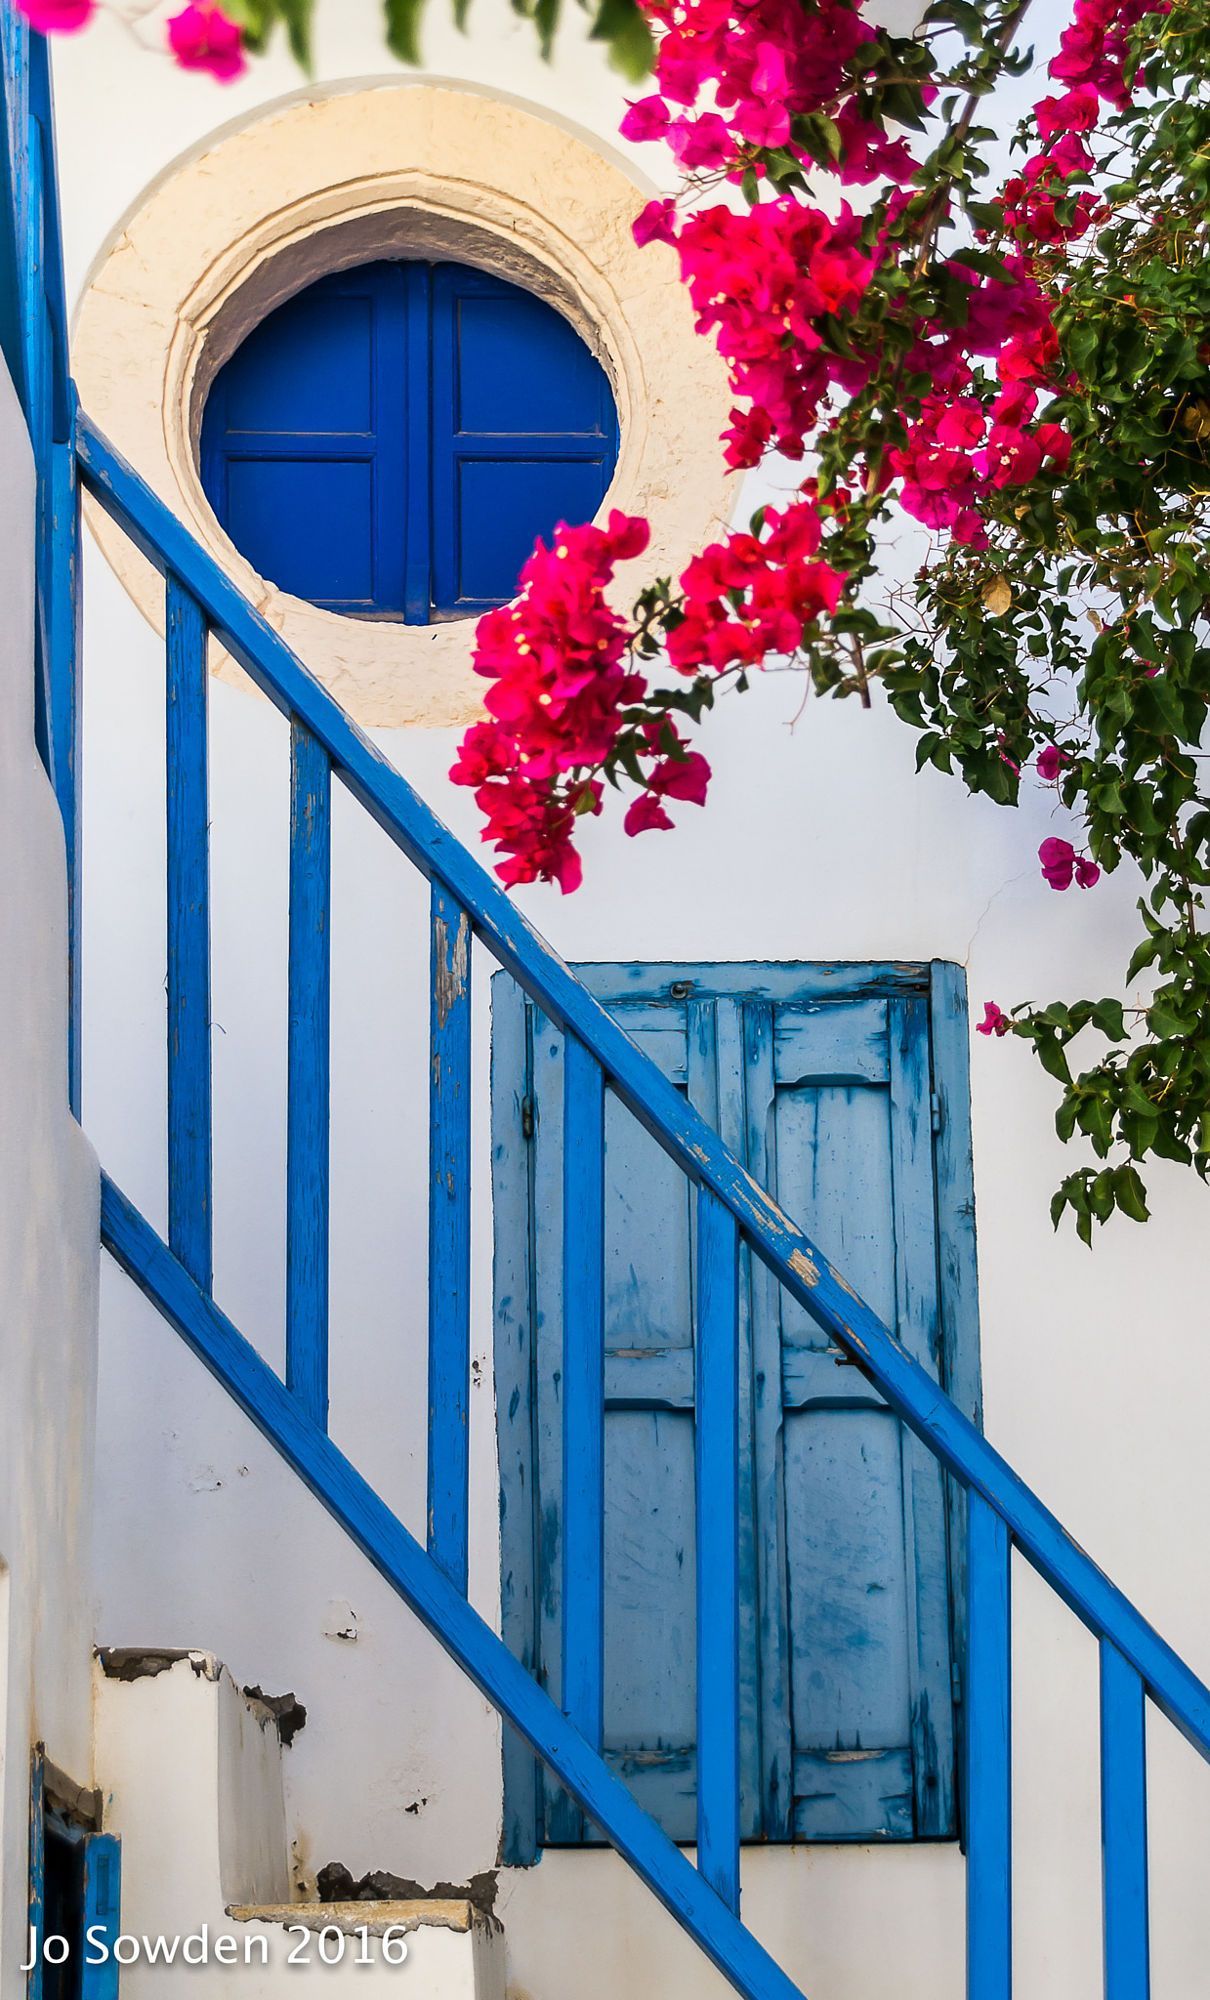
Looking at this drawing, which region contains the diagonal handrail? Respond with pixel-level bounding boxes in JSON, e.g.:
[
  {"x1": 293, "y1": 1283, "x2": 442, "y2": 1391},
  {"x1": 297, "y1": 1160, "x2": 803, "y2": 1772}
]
[
  {"x1": 76, "y1": 407, "x2": 1210, "y2": 1770},
  {"x1": 99, "y1": 1172, "x2": 805, "y2": 2000}
]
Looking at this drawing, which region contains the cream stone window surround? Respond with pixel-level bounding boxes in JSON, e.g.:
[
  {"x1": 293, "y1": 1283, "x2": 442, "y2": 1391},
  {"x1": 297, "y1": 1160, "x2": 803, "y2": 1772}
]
[{"x1": 73, "y1": 79, "x2": 733, "y2": 729}]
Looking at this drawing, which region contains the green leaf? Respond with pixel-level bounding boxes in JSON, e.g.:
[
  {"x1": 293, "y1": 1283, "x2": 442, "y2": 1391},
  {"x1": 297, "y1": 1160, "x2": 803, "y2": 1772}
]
[
  {"x1": 1113, "y1": 1163, "x2": 1151, "y2": 1223},
  {"x1": 224, "y1": 0, "x2": 314, "y2": 61},
  {"x1": 589, "y1": 0, "x2": 654, "y2": 77},
  {"x1": 384, "y1": 0, "x2": 426, "y2": 63},
  {"x1": 1091, "y1": 998, "x2": 1127, "y2": 1041},
  {"x1": 1126, "y1": 936, "x2": 1159, "y2": 982}
]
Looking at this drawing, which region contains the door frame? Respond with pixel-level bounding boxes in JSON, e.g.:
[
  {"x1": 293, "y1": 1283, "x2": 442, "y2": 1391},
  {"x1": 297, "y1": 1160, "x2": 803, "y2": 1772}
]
[{"x1": 491, "y1": 960, "x2": 981, "y2": 1865}]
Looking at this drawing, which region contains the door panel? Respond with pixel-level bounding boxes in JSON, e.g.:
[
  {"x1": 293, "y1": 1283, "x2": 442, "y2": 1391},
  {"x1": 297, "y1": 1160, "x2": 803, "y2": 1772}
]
[{"x1": 494, "y1": 965, "x2": 975, "y2": 1857}]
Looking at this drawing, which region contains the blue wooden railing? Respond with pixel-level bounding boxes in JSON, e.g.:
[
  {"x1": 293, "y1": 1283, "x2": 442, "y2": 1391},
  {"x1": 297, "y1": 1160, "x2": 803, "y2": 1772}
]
[
  {"x1": 7, "y1": 16, "x2": 1210, "y2": 1997},
  {"x1": 0, "y1": 12, "x2": 81, "y2": 1111},
  {"x1": 76, "y1": 412, "x2": 1210, "y2": 2000}
]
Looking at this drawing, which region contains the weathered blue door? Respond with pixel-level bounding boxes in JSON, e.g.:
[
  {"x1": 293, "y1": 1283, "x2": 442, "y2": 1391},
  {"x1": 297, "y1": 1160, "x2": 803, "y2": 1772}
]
[
  {"x1": 200, "y1": 260, "x2": 619, "y2": 621},
  {"x1": 493, "y1": 962, "x2": 981, "y2": 1858}
]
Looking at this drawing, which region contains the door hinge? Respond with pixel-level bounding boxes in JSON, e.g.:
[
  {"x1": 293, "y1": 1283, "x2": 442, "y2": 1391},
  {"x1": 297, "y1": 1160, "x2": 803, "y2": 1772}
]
[
  {"x1": 951, "y1": 1659, "x2": 963, "y2": 1705},
  {"x1": 521, "y1": 1094, "x2": 536, "y2": 1141},
  {"x1": 931, "y1": 1089, "x2": 943, "y2": 1135}
]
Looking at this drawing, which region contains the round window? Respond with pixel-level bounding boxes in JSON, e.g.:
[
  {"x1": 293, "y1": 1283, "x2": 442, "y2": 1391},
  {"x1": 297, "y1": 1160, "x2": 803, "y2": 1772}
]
[{"x1": 200, "y1": 259, "x2": 620, "y2": 625}]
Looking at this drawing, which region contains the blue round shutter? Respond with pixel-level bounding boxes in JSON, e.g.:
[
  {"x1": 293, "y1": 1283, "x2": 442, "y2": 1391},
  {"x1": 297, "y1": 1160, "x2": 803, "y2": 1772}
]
[{"x1": 200, "y1": 260, "x2": 620, "y2": 623}]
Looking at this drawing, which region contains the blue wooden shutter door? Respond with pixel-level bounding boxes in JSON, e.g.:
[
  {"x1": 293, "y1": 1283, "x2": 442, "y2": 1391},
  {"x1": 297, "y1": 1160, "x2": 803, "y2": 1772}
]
[
  {"x1": 751, "y1": 991, "x2": 955, "y2": 1839},
  {"x1": 429, "y1": 265, "x2": 619, "y2": 617},
  {"x1": 493, "y1": 966, "x2": 967, "y2": 1856},
  {"x1": 201, "y1": 260, "x2": 618, "y2": 622},
  {"x1": 201, "y1": 264, "x2": 407, "y2": 613}
]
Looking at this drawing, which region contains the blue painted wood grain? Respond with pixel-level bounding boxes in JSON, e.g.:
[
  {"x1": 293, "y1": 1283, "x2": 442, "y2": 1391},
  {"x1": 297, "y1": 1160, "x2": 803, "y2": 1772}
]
[
  {"x1": 428, "y1": 884, "x2": 472, "y2": 1591},
  {"x1": 929, "y1": 960, "x2": 983, "y2": 1743},
  {"x1": 25, "y1": 100, "x2": 54, "y2": 783},
  {"x1": 888, "y1": 994, "x2": 955, "y2": 1837},
  {"x1": 25, "y1": 33, "x2": 68, "y2": 442},
  {"x1": 535, "y1": 1001, "x2": 699, "y2": 1845},
  {"x1": 500, "y1": 974, "x2": 960, "y2": 1851},
  {"x1": 49, "y1": 428, "x2": 81, "y2": 1115},
  {"x1": 742, "y1": 998, "x2": 793, "y2": 1842},
  {"x1": 79, "y1": 412, "x2": 1210, "y2": 1774},
  {"x1": 561, "y1": 1033, "x2": 606, "y2": 1766},
  {"x1": 165, "y1": 576, "x2": 212, "y2": 1292},
  {"x1": 80, "y1": 1834, "x2": 122, "y2": 2000},
  {"x1": 1101, "y1": 1640, "x2": 1150, "y2": 2000},
  {"x1": 490, "y1": 976, "x2": 543, "y2": 1865},
  {"x1": 696, "y1": 1187, "x2": 741, "y2": 1912},
  {"x1": 100, "y1": 1172, "x2": 807, "y2": 2000},
  {"x1": 710, "y1": 999, "x2": 763, "y2": 1844},
  {"x1": 966, "y1": 1493, "x2": 1011, "y2": 2000},
  {"x1": 286, "y1": 719, "x2": 331, "y2": 1429}
]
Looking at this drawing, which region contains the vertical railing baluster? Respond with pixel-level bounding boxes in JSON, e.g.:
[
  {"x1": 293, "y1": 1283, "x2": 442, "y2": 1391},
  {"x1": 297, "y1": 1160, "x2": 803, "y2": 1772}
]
[
  {"x1": 50, "y1": 426, "x2": 82, "y2": 1118},
  {"x1": 696, "y1": 1188, "x2": 741, "y2": 1913},
  {"x1": 165, "y1": 576, "x2": 212, "y2": 1291},
  {"x1": 967, "y1": 1491, "x2": 1012, "y2": 2000},
  {"x1": 1101, "y1": 1640, "x2": 1150, "y2": 2000},
  {"x1": 286, "y1": 718, "x2": 331, "y2": 1429},
  {"x1": 428, "y1": 884, "x2": 472, "y2": 1592},
  {"x1": 562, "y1": 1034, "x2": 605, "y2": 1759}
]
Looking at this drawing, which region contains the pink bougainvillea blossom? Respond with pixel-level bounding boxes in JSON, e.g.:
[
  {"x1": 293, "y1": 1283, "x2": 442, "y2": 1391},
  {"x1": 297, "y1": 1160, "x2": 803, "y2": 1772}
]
[
  {"x1": 450, "y1": 0, "x2": 1169, "y2": 890},
  {"x1": 166, "y1": 3, "x2": 247, "y2": 81},
  {"x1": 1040, "y1": 837, "x2": 1077, "y2": 888},
  {"x1": 17, "y1": 0, "x2": 95, "y2": 30},
  {"x1": 977, "y1": 1002, "x2": 1012, "y2": 1037},
  {"x1": 626, "y1": 0, "x2": 917, "y2": 191},
  {"x1": 1040, "y1": 837, "x2": 1101, "y2": 890},
  {"x1": 449, "y1": 512, "x2": 665, "y2": 889}
]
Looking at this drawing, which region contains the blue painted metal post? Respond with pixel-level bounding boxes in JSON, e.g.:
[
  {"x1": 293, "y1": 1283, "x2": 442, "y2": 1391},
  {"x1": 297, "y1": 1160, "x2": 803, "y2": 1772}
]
[
  {"x1": 287, "y1": 719, "x2": 331, "y2": 1429},
  {"x1": 696, "y1": 1188, "x2": 741, "y2": 1913},
  {"x1": 165, "y1": 576, "x2": 212, "y2": 1291},
  {"x1": 562, "y1": 1033, "x2": 605, "y2": 1758},
  {"x1": 967, "y1": 1492, "x2": 1012, "y2": 2000},
  {"x1": 1100, "y1": 1639, "x2": 1150, "y2": 2000},
  {"x1": 428, "y1": 884, "x2": 472, "y2": 1591}
]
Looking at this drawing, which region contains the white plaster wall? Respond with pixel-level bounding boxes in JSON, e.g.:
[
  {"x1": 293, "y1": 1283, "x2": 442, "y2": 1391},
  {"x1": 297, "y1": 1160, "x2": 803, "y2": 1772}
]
[
  {"x1": 0, "y1": 359, "x2": 101, "y2": 1997},
  {"x1": 49, "y1": 5, "x2": 1210, "y2": 1999}
]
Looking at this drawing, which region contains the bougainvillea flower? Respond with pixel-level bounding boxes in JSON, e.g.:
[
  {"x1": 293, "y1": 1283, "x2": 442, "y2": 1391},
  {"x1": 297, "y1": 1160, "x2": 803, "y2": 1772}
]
[
  {"x1": 632, "y1": 199, "x2": 679, "y2": 249},
  {"x1": 624, "y1": 793, "x2": 675, "y2": 836},
  {"x1": 1036, "y1": 83, "x2": 1103, "y2": 136},
  {"x1": 1036, "y1": 745, "x2": 1069, "y2": 782},
  {"x1": 18, "y1": 0, "x2": 95, "y2": 29},
  {"x1": 620, "y1": 96, "x2": 671, "y2": 143},
  {"x1": 166, "y1": 3, "x2": 247, "y2": 81},
  {"x1": 1036, "y1": 422, "x2": 1074, "y2": 471},
  {"x1": 1039, "y1": 836, "x2": 1078, "y2": 889},
  {"x1": 976, "y1": 1002, "x2": 1012, "y2": 1037},
  {"x1": 1040, "y1": 837, "x2": 1100, "y2": 889}
]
